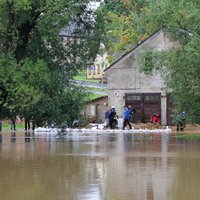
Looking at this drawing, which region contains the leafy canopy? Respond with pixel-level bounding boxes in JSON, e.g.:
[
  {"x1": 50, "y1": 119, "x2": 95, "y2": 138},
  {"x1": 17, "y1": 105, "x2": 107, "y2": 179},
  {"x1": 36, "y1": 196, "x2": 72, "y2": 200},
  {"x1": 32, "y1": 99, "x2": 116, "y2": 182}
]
[{"x1": 0, "y1": 0, "x2": 101, "y2": 126}]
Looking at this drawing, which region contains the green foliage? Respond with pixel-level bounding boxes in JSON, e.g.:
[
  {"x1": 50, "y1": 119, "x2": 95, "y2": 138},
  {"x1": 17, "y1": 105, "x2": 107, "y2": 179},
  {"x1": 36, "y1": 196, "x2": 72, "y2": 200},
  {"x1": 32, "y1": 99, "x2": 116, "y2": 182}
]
[
  {"x1": 166, "y1": 36, "x2": 200, "y2": 123},
  {"x1": 2, "y1": 122, "x2": 25, "y2": 130},
  {"x1": 175, "y1": 134, "x2": 200, "y2": 139},
  {"x1": 139, "y1": 34, "x2": 200, "y2": 123},
  {"x1": 0, "y1": 0, "x2": 102, "y2": 126},
  {"x1": 139, "y1": 51, "x2": 154, "y2": 75},
  {"x1": 97, "y1": 0, "x2": 158, "y2": 59}
]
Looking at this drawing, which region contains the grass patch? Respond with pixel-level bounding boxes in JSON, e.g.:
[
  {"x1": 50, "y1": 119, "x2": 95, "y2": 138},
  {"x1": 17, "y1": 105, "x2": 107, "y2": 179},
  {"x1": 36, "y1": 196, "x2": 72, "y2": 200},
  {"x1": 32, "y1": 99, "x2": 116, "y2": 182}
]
[
  {"x1": 2, "y1": 122, "x2": 25, "y2": 130},
  {"x1": 73, "y1": 75, "x2": 99, "y2": 83},
  {"x1": 174, "y1": 134, "x2": 200, "y2": 139}
]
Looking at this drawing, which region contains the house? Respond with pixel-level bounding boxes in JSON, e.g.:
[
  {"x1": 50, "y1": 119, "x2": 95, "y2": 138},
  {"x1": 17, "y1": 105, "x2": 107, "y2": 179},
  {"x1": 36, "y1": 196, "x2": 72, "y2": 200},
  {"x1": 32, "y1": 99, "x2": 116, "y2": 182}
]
[
  {"x1": 104, "y1": 30, "x2": 179, "y2": 125},
  {"x1": 84, "y1": 96, "x2": 108, "y2": 123},
  {"x1": 86, "y1": 43, "x2": 110, "y2": 81},
  {"x1": 60, "y1": 21, "x2": 109, "y2": 81}
]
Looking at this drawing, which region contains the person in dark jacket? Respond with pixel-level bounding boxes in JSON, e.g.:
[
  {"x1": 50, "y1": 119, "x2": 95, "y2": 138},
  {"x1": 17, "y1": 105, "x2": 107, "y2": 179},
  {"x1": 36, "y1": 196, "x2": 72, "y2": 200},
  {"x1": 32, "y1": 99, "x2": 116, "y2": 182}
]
[
  {"x1": 175, "y1": 111, "x2": 187, "y2": 132},
  {"x1": 123, "y1": 106, "x2": 132, "y2": 130},
  {"x1": 0, "y1": 119, "x2": 2, "y2": 132},
  {"x1": 10, "y1": 111, "x2": 17, "y2": 131},
  {"x1": 109, "y1": 106, "x2": 118, "y2": 129}
]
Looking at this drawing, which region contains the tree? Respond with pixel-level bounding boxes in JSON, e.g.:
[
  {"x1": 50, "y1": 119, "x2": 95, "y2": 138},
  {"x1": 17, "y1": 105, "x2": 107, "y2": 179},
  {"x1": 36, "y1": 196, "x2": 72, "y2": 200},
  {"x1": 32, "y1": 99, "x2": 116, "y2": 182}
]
[
  {"x1": 0, "y1": 0, "x2": 101, "y2": 126},
  {"x1": 136, "y1": 0, "x2": 200, "y2": 123},
  {"x1": 96, "y1": 0, "x2": 156, "y2": 62}
]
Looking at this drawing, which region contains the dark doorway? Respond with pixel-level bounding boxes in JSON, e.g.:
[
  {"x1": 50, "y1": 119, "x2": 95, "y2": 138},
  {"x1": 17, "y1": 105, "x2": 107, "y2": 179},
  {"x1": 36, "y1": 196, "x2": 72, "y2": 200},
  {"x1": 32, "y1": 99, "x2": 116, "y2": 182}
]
[{"x1": 125, "y1": 93, "x2": 161, "y2": 123}]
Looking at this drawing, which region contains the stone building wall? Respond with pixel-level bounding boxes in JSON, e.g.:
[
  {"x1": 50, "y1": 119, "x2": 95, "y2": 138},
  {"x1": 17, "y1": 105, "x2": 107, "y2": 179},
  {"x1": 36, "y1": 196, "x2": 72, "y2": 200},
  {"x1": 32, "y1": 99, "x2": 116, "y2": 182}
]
[{"x1": 105, "y1": 30, "x2": 179, "y2": 125}]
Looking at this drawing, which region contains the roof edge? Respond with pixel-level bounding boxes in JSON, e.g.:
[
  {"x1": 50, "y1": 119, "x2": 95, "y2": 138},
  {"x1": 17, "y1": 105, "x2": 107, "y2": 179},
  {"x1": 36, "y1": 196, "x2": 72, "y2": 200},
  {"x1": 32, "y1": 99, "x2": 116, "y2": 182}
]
[
  {"x1": 104, "y1": 29, "x2": 164, "y2": 72},
  {"x1": 84, "y1": 95, "x2": 108, "y2": 104}
]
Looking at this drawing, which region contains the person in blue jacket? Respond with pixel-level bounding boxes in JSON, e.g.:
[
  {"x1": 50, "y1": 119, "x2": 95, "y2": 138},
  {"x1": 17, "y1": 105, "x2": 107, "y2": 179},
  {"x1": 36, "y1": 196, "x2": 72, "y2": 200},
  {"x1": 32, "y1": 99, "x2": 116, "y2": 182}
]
[
  {"x1": 123, "y1": 106, "x2": 132, "y2": 130},
  {"x1": 128, "y1": 105, "x2": 136, "y2": 122}
]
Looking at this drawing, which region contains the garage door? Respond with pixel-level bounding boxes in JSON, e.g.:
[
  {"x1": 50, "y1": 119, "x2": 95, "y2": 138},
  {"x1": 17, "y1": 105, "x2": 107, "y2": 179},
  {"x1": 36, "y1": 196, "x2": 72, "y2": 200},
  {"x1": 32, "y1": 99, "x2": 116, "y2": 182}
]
[{"x1": 125, "y1": 93, "x2": 161, "y2": 123}]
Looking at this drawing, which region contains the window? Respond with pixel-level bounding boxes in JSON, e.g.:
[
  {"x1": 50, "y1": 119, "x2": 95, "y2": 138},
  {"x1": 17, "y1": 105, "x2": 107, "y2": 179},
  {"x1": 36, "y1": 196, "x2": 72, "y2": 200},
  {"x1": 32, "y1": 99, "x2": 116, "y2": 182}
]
[
  {"x1": 127, "y1": 95, "x2": 141, "y2": 101},
  {"x1": 144, "y1": 95, "x2": 160, "y2": 102},
  {"x1": 88, "y1": 66, "x2": 95, "y2": 75},
  {"x1": 127, "y1": 96, "x2": 132, "y2": 101}
]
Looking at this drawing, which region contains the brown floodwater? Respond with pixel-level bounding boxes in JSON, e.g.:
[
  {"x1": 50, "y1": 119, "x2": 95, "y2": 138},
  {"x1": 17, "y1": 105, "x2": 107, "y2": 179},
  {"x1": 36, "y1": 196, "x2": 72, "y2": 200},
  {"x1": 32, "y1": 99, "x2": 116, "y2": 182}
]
[{"x1": 0, "y1": 130, "x2": 200, "y2": 200}]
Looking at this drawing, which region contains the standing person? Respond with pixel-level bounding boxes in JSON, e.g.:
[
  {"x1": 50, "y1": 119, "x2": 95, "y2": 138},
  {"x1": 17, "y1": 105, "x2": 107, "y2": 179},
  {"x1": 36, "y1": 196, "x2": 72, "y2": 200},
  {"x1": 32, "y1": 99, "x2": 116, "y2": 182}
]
[
  {"x1": 104, "y1": 107, "x2": 110, "y2": 128},
  {"x1": 10, "y1": 116, "x2": 16, "y2": 131},
  {"x1": 109, "y1": 106, "x2": 118, "y2": 129},
  {"x1": 10, "y1": 112, "x2": 16, "y2": 131},
  {"x1": 123, "y1": 106, "x2": 132, "y2": 130},
  {"x1": 0, "y1": 119, "x2": 2, "y2": 132},
  {"x1": 31, "y1": 117, "x2": 35, "y2": 131},
  {"x1": 176, "y1": 111, "x2": 187, "y2": 132},
  {"x1": 25, "y1": 117, "x2": 31, "y2": 131},
  {"x1": 24, "y1": 110, "x2": 35, "y2": 131},
  {"x1": 128, "y1": 105, "x2": 136, "y2": 122},
  {"x1": 24, "y1": 112, "x2": 31, "y2": 131}
]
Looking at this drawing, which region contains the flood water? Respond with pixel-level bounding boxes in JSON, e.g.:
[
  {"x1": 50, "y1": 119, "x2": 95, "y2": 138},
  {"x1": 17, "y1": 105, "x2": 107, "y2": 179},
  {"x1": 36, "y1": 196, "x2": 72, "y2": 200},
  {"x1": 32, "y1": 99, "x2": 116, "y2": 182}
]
[{"x1": 0, "y1": 131, "x2": 200, "y2": 200}]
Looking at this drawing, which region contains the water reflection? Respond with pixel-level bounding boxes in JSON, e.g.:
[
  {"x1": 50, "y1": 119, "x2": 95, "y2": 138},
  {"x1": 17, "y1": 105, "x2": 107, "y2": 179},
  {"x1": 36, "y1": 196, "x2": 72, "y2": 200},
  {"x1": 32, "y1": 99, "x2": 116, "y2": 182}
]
[
  {"x1": 0, "y1": 131, "x2": 200, "y2": 200},
  {"x1": 10, "y1": 131, "x2": 16, "y2": 143}
]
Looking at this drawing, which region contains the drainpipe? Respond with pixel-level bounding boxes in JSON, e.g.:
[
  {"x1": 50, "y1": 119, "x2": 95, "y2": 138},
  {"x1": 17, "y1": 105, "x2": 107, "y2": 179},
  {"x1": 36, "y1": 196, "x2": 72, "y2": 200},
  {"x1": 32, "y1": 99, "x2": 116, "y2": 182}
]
[{"x1": 95, "y1": 104, "x2": 99, "y2": 123}]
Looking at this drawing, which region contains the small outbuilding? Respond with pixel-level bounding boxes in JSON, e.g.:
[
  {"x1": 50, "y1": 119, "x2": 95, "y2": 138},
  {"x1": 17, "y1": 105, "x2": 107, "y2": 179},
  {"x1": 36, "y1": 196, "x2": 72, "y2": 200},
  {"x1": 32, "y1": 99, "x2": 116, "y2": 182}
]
[
  {"x1": 84, "y1": 96, "x2": 108, "y2": 123},
  {"x1": 104, "y1": 30, "x2": 179, "y2": 125}
]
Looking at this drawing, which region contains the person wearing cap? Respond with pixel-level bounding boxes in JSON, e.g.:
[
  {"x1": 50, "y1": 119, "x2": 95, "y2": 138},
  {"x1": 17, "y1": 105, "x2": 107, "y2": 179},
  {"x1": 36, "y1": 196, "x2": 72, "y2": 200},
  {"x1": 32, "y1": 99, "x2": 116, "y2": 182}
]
[{"x1": 108, "y1": 106, "x2": 118, "y2": 129}]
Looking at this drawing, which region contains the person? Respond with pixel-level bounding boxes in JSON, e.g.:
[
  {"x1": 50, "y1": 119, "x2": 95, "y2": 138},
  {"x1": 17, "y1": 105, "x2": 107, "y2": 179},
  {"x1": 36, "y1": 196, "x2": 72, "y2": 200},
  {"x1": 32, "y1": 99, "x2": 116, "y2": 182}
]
[
  {"x1": 104, "y1": 107, "x2": 110, "y2": 128},
  {"x1": 25, "y1": 117, "x2": 31, "y2": 131},
  {"x1": 128, "y1": 105, "x2": 136, "y2": 122},
  {"x1": 31, "y1": 117, "x2": 35, "y2": 131},
  {"x1": 0, "y1": 119, "x2": 2, "y2": 132},
  {"x1": 108, "y1": 106, "x2": 118, "y2": 129},
  {"x1": 50, "y1": 121, "x2": 56, "y2": 128},
  {"x1": 150, "y1": 114, "x2": 160, "y2": 124},
  {"x1": 72, "y1": 119, "x2": 79, "y2": 128},
  {"x1": 10, "y1": 111, "x2": 16, "y2": 131},
  {"x1": 150, "y1": 113, "x2": 160, "y2": 129},
  {"x1": 123, "y1": 106, "x2": 132, "y2": 130},
  {"x1": 175, "y1": 111, "x2": 187, "y2": 132}
]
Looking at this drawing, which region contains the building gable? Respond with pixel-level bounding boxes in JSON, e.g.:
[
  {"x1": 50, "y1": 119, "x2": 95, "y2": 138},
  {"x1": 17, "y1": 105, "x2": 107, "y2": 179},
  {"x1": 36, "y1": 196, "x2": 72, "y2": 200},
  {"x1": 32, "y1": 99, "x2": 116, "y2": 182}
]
[
  {"x1": 105, "y1": 29, "x2": 177, "y2": 72},
  {"x1": 104, "y1": 29, "x2": 179, "y2": 125}
]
